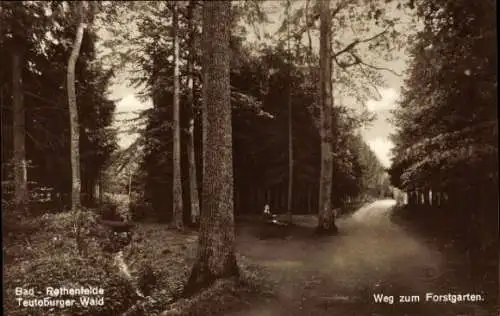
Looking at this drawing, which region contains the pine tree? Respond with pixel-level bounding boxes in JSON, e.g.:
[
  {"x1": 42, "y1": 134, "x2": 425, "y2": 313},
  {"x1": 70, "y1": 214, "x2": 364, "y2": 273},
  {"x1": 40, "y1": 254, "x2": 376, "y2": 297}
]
[
  {"x1": 183, "y1": 1, "x2": 238, "y2": 295},
  {"x1": 171, "y1": 1, "x2": 184, "y2": 230}
]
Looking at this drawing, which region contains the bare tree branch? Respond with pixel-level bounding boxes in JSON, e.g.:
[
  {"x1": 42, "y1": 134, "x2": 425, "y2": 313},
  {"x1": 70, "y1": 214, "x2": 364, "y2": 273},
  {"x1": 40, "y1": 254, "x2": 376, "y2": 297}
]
[
  {"x1": 333, "y1": 52, "x2": 401, "y2": 77},
  {"x1": 332, "y1": 27, "x2": 390, "y2": 59},
  {"x1": 25, "y1": 131, "x2": 53, "y2": 151},
  {"x1": 333, "y1": 53, "x2": 362, "y2": 68},
  {"x1": 344, "y1": 51, "x2": 402, "y2": 76},
  {"x1": 24, "y1": 90, "x2": 62, "y2": 107},
  {"x1": 356, "y1": 57, "x2": 402, "y2": 77},
  {"x1": 356, "y1": 63, "x2": 383, "y2": 99}
]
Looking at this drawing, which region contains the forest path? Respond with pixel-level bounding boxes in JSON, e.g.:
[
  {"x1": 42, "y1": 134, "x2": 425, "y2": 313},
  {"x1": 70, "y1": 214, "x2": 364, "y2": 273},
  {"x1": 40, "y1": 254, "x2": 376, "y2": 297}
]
[{"x1": 233, "y1": 200, "x2": 490, "y2": 316}]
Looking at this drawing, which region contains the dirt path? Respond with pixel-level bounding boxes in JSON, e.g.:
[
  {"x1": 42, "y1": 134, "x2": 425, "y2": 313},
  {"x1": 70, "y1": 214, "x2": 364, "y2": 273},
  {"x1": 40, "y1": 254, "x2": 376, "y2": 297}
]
[{"x1": 234, "y1": 200, "x2": 492, "y2": 316}]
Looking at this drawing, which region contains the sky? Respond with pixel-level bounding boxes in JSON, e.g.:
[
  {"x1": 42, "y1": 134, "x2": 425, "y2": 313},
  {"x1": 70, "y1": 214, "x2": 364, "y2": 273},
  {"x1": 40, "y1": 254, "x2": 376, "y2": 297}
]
[
  {"x1": 105, "y1": 1, "x2": 413, "y2": 168},
  {"x1": 360, "y1": 60, "x2": 407, "y2": 168}
]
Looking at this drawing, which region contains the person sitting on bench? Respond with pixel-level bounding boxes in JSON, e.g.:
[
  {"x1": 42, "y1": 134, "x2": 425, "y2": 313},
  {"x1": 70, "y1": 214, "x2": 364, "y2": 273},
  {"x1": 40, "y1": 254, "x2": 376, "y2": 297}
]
[{"x1": 262, "y1": 204, "x2": 275, "y2": 221}]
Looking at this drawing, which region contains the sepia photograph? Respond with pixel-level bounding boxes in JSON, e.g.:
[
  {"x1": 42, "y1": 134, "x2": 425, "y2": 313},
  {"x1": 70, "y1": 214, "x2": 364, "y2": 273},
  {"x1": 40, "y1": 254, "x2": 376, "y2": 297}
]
[{"x1": 1, "y1": 0, "x2": 498, "y2": 315}]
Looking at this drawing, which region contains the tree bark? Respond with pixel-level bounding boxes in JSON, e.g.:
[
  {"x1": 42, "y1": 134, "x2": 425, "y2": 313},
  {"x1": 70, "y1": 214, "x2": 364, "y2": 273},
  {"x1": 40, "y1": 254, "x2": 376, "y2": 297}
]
[
  {"x1": 317, "y1": 0, "x2": 338, "y2": 235},
  {"x1": 172, "y1": 2, "x2": 184, "y2": 230},
  {"x1": 67, "y1": 6, "x2": 86, "y2": 211},
  {"x1": 12, "y1": 45, "x2": 28, "y2": 215},
  {"x1": 286, "y1": 0, "x2": 294, "y2": 223},
  {"x1": 183, "y1": 1, "x2": 238, "y2": 296},
  {"x1": 97, "y1": 172, "x2": 104, "y2": 203},
  {"x1": 128, "y1": 168, "x2": 132, "y2": 200},
  {"x1": 306, "y1": 191, "x2": 310, "y2": 210},
  {"x1": 93, "y1": 180, "x2": 99, "y2": 202},
  {"x1": 423, "y1": 187, "x2": 429, "y2": 206},
  {"x1": 187, "y1": 0, "x2": 201, "y2": 226},
  {"x1": 95, "y1": 73, "x2": 103, "y2": 205}
]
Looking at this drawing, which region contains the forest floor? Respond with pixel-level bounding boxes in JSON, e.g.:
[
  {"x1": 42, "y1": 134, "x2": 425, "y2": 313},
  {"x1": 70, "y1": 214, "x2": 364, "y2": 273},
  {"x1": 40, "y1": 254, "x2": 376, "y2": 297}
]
[
  {"x1": 226, "y1": 200, "x2": 497, "y2": 316},
  {"x1": 4, "y1": 200, "x2": 497, "y2": 316}
]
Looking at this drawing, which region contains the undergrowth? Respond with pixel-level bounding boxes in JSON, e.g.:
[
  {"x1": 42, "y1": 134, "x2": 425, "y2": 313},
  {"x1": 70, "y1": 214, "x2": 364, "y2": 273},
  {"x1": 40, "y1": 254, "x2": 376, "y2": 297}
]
[
  {"x1": 3, "y1": 207, "x2": 271, "y2": 316},
  {"x1": 161, "y1": 258, "x2": 275, "y2": 316}
]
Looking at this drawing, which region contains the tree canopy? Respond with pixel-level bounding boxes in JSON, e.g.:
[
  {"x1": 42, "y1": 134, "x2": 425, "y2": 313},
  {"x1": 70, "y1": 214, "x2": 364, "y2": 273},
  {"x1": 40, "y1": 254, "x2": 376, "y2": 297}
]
[{"x1": 389, "y1": 0, "x2": 497, "y2": 193}]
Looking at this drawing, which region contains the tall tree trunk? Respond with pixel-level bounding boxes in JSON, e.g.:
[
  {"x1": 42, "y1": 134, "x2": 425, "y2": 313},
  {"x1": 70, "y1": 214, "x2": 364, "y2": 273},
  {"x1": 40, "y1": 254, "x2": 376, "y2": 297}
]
[
  {"x1": 187, "y1": 0, "x2": 201, "y2": 226},
  {"x1": 201, "y1": 36, "x2": 208, "y2": 215},
  {"x1": 93, "y1": 179, "x2": 99, "y2": 202},
  {"x1": 286, "y1": 0, "x2": 293, "y2": 223},
  {"x1": 422, "y1": 187, "x2": 428, "y2": 205},
  {"x1": 68, "y1": 2, "x2": 87, "y2": 257},
  {"x1": 307, "y1": 186, "x2": 312, "y2": 213},
  {"x1": 95, "y1": 80, "x2": 103, "y2": 205},
  {"x1": 128, "y1": 168, "x2": 132, "y2": 201},
  {"x1": 12, "y1": 45, "x2": 28, "y2": 215},
  {"x1": 67, "y1": 7, "x2": 86, "y2": 211},
  {"x1": 96, "y1": 171, "x2": 104, "y2": 203},
  {"x1": 183, "y1": 1, "x2": 238, "y2": 296},
  {"x1": 172, "y1": 2, "x2": 184, "y2": 230},
  {"x1": 317, "y1": 0, "x2": 338, "y2": 235}
]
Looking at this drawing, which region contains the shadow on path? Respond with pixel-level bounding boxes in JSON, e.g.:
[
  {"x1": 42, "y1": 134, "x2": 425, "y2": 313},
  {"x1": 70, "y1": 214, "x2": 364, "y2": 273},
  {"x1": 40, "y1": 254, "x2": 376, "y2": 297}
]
[{"x1": 233, "y1": 200, "x2": 494, "y2": 316}]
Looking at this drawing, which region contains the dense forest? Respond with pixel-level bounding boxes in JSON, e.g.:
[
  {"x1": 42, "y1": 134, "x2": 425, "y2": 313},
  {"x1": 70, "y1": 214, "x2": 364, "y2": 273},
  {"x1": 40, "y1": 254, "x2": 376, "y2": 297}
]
[
  {"x1": 2, "y1": 1, "x2": 496, "y2": 315},
  {"x1": 105, "y1": 1, "x2": 395, "y2": 228},
  {"x1": 1, "y1": 2, "x2": 117, "y2": 213},
  {"x1": 1, "y1": 1, "x2": 391, "y2": 222},
  {"x1": 388, "y1": 0, "x2": 497, "y2": 298},
  {"x1": 389, "y1": 0, "x2": 497, "y2": 252}
]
